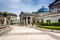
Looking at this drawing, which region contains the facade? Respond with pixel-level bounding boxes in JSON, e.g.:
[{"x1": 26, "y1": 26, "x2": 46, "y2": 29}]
[
  {"x1": 0, "y1": 12, "x2": 17, "y2": 25},
  {"x1": 49, "y1": 0, "x2": 60, "y2": 13},
  {"x1": 10, "y1": 18, "x2": 20, "y2": 24},
  {"x1": 8, "y1": 13, "x2": 18, "y2": 24},
  {"x1": 19, "y1": 12, "x2": 36, "y2": 26},
  {"x1": 8, "y1": 13, "x2": 17, "y2": 18},
  {"x1": 19, "y1": 0, "x2": 60, "y2": 26},
  {"x1": 0, "y1": 12, "x2": 4, "y2": 25}
]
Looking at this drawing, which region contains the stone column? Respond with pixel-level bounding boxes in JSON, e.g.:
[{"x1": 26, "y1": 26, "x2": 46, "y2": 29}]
[
  {"x1": 22, "y1": 18, "x2": 23, "y2": 26},
  {"x1": 24, "y1": 17, "x2": 25, "y2": 26},
  {"x1": 21, "y1": 18, "x2": 23, "y2": 26},
  {"x1": 20, "y1": 17, "x2": 21, "y2": 25},
  {"x1": 30, "y1": 17, "x2": 33, "y2": 27},
  {"x1": 26, "y1": 17, "x2": 28, "y2": 26},
  {"x1": 4, "y1": 17, "x2": 7, "y2": 26}
]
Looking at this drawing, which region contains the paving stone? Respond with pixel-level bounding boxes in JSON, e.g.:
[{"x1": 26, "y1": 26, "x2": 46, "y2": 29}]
[{"x1": 0, "y1": 25, "x2": 60, "y2": 40}]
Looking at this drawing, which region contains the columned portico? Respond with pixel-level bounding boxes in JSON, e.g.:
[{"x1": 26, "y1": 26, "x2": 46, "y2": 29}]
[
  {"x1": 20, "y1": 16, "x2": 33, "y2": 27},
  {"x1": 20, "y1": 12, "x2": 36, "y2": 26},
  {"x1": 22, "y1": 17, "x2": 28, "y2": 26}
]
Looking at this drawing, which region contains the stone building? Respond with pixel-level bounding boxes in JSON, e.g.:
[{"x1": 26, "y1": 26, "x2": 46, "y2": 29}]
[
  {"x1": 19, "y1": 0, "x2": 60, "y2": 26},
  {"x1": 8, "y1": 13, "x2": 19, "y2": 24},
  {"x1": 0, "y1": 12, "x2": 4, "y2": 25},
  {"x1": 49, "y1": 0, "x2": 60, "y2": 13},
  {"x1": 0, "y1": 12, "x2": 17, "y2": 25},
  {"x1": 19, "y1": 12, "x2": 36, "y2": 26}
]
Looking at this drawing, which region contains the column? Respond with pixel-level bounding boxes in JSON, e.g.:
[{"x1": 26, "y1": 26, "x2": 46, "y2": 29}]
[
  {"x1": 24, "y1": 17, "x2": 25, "y2": 26},
  {"x1": 4, "y1": 17, "x2": 7, "y2": 26},
  {"x1": 20, "y1": 17, "x2": 21, "y2": 25},
  {"x1": 26, "y1": 17, "x2": 28, "y2": 26},
  {"x1": 30, "y1": 17, "x2": 33, "y2": 27}
]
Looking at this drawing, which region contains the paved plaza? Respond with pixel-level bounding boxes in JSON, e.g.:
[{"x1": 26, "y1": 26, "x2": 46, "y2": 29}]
[{"x1": 0, "y1": 25, "x2": 60, "y2": 40}]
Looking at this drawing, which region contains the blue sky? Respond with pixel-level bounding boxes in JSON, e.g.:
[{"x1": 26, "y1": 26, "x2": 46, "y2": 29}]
[{"x1": 0, "y1": 0, "x2": 54, "y2": 16}]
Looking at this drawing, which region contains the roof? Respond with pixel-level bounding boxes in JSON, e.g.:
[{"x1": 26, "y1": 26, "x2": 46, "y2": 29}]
[
  {"x1": 8, "y1": 13, "x2": 17, "y2": 16},
  {"x1": 10, "y1": 18, "x2": 18, "y2": 20},
  {"x1": 20, "y1": 12, "x2": 37, "y2": 17},
  {"x1": 37, "y1": 6, "x2": 49, "y2": 13},
  {"x1": 0, "y1": 12, "x2": 17, "y2": 16},
  {"x1": 49, "y1": 0, "x2": 59, "y2": 7}
]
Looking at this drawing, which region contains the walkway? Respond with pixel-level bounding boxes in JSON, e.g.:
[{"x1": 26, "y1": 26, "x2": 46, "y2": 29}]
[{"x1": 0, "y1": 25, "x2": 60, "y2": 40}]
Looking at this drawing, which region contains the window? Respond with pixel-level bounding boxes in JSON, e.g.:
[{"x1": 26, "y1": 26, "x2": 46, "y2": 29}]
[
  {"x1": 47, "y1": 20, "x2": 51, "y2": 23},
  {"x1": 41, "y1": 20, "x2": 43, "y2": 23},
  {"x1": 47, "y1": 20, "x2": 48, "y2": 23},
  {"x1": 33, "y1": 20, "x2": 35, "y2": 23},
  {"x1": 57, "y1": 10, "x2": 60, "y2": 13},
  {"x1": 58, "y1": 19, "x2": 60, "y2": 22},
  {"x1": 37, "y1": 20, "x2": 39, "y2": 23},
  {"x1": 49, "y1": 20, "x2": 50, "y2": 23},
  {"x1": 41, "y1": 18, "x2": 43, "y2": 22}
]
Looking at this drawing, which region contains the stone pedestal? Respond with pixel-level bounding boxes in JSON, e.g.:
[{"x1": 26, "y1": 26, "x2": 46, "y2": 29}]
[{"x1": 4, "y1": 17, "x2": 7, "y2": 26}]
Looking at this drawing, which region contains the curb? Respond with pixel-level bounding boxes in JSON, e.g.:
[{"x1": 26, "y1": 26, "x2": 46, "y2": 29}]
[{"x1": 32, "y1": 26, "x2": 60, "y2": 33}]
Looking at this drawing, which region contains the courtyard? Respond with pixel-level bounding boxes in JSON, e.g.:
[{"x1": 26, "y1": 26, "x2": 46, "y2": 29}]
[{"x1": 0, "y1": 25, "x2": 60, "y2": 40}]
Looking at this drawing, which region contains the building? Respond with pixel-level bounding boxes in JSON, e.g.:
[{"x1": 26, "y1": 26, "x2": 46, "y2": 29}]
[
  {"x1": 19, "y1": 0, "x2": 60, "y2": 26},
  {"x1": 19, "y1": 12, "x2": 36, "y2": 26},
  {"x1": 8, "y1": 13, "x2": 17, "y2": 23},
  {"x1": 0, "y1": 12, "x2": 17, "y2": 25},
  {"x1": 7, "y1": 13, "x2": 17, "y2": 18},
  {"x1": 0, "y1": 12, "x2": 4, "y2": 25},
  {"x1": 49, "y1": 0, "x2": 60, "y2": 13},
  {"x1": 10, "y1": 18, "x2": 20, "y2": 24}
]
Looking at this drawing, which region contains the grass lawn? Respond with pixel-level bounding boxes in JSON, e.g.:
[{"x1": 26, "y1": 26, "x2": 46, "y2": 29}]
[{"x1": 37, "y1": 26, "x2": 60, "y2": 30}]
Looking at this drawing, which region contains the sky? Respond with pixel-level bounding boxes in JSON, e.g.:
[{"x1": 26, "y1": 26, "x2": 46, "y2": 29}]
[{"x1": 0, "y1": 0, "x2": 54, "y2": 16}]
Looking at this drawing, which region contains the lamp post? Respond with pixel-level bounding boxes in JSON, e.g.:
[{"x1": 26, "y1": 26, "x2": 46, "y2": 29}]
[{"x1": 2, "y1": 11, "x2": 8, "y2": 26}]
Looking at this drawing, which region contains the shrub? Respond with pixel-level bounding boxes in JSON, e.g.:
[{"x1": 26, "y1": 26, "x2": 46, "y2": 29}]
[
  {"x1": 35, "y1": 22, "x2": 60, "y2": 26},
  {"x1": 10, "y1": 23, "x2": 17, "y2": 25}
]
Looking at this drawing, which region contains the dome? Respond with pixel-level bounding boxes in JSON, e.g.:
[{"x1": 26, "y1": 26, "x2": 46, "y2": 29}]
[{"x1": 37, "y1": 6, "x2": 49, "y2": 13}]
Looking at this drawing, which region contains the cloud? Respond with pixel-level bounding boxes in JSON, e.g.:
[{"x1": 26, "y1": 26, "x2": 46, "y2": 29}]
[{"x1": 0, "y1": 0, "x2": 54, "y2": 16}]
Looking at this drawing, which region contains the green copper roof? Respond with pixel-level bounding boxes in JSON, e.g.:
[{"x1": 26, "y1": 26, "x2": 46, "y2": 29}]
[
  {"x1": 37, "y1": 6, "x2": 49, "y2": 13},
  {"x1": 10, "y1": 18, "x2": 18, "y2": 20}
]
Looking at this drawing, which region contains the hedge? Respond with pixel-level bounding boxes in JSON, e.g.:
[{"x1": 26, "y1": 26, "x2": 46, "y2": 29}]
[
  {"x1": 35, "y1": 22, "x2": 60, "y2": 26},
  {"x1": 37, "y1": 26, "x2": 60, "y2": 30},
  {"x1": 10, "y1": 23, "x2": 18, "y2": 25}
]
